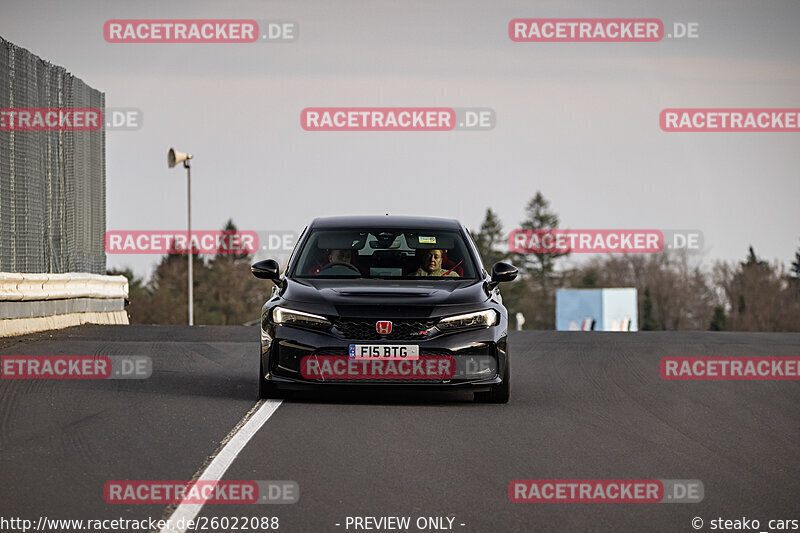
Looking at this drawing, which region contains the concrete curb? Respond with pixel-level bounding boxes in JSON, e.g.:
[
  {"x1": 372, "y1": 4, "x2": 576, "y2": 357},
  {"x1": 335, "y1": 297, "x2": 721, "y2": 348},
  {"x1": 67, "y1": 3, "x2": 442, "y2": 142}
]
[{"x1": 0, "y1": 310, "x2": 129, "y2": 337}]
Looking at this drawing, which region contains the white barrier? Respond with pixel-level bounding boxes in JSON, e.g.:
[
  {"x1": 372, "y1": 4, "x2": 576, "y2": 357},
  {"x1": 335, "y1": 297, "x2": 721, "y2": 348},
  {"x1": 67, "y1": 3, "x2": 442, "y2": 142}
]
[
  {"x1": 0, "y1": 272, "x2": 129, "y2": 336},
  {"x1": 0, "y1": 273, "x2": 128, "y2": 301}
]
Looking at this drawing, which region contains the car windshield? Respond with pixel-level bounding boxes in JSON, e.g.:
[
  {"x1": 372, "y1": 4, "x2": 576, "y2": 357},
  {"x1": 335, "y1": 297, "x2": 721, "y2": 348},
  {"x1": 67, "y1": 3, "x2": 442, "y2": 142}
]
[{"x1": 292, "y1": 229, "x2": 478, "y2": 279}]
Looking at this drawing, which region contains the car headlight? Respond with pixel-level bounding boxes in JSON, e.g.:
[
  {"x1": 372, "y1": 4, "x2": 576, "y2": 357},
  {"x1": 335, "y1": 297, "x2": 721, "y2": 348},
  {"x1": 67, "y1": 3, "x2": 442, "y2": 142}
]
[
  {"x1": 437, "y1": 309, "x2": 498, "y2": 331},
  {"x1": 272, "y1": 306, "x2": 332, "y2": 330}
]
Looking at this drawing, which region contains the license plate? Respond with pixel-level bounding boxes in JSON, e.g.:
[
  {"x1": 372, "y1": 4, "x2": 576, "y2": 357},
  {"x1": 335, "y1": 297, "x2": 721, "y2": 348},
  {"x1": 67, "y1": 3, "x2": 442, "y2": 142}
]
[{"x1": 349, "y1": 344, "x2": 419, "y2": 360}]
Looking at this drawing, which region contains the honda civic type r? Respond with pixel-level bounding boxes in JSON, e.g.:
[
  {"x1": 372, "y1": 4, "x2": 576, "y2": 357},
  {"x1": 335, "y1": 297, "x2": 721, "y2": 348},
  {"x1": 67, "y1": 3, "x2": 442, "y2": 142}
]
[{"x1": 251, "y1": 216, "x2": 518, "y2": 403}]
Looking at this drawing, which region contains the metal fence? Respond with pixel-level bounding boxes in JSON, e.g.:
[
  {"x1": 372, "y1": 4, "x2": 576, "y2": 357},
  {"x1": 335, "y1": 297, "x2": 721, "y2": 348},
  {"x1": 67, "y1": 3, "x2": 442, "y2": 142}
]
[{"x1": 0, "y1": 36, "x2": 105, "y2": 274}]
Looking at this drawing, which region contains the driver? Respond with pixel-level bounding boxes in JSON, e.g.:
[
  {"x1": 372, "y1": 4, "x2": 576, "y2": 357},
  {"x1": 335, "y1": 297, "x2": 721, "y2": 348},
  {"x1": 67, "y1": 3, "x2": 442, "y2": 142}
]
[
  {"x1": 411, "y1": 249, "x2": 459, "y2": 277},
  {"x1": 316, "y1": 248, "x2": 359, "y2": 275},
  {"x1": 328, "y1": 249, "x2": 354, "y2": 265}
]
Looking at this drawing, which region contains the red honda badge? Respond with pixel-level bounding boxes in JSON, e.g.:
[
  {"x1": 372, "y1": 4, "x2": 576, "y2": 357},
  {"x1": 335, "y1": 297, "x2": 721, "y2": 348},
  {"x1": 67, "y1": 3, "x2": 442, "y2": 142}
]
[{"x1": 376, "y1": 321, "x2": 393, "y2": 334}]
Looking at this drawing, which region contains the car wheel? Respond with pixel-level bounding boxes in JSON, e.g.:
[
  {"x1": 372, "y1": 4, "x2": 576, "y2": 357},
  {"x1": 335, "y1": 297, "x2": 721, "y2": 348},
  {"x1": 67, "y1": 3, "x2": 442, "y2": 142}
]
[
  {"x1": 258, "y1": 357, "x2": 284, "y2": 399},
  {"x1": 474, "y1": 355, "x2": 510, "y2": 404}
]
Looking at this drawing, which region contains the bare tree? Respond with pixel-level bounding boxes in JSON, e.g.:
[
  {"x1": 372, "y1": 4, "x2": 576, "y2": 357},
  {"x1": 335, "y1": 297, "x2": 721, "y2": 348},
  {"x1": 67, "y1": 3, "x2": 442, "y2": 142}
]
[{"x1": 712, "y1": 246, "x2": 800, "y2": 331}]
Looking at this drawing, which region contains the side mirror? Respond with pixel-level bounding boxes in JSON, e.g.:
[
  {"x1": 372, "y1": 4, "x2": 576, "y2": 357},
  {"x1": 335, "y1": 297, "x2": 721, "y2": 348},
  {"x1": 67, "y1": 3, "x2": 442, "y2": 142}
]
[
  {"x1": 251, "y1": 259, "x2": 281, "y2": 280},
  {"x1": 490, "y1": 262, "x2": 518, "y2": 286}
]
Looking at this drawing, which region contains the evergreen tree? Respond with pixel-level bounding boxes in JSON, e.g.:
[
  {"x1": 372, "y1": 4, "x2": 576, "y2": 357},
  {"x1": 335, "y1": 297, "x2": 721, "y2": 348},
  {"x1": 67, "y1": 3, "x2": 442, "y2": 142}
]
[
  {"x1": 216, "y1": 218, "x2": 252, "y2": 262},
  {"x1": 743, "y1": 245, "x2": 766, "y2": 267},
  {"x1": 508, "y1": 192, "x2": 570, "y2": 329},
  {"x1": 580, "y1": 269, "x2": 598, "y2": 288},
  {"x1": 642, "y1": 288, "x2": 659, "y2": 330},
  {"x1": 472, "y1": 208, "x2": 508, "y2": 270},
  {"x1": 709, "y1": 306, "x2": 726, "y2": 331},
  {"x1": 514, "y1": 191, "x2": 570, "y2": 283},
  {"x1": 126, "y1": 219, "x2": 270, "y2": 325}
]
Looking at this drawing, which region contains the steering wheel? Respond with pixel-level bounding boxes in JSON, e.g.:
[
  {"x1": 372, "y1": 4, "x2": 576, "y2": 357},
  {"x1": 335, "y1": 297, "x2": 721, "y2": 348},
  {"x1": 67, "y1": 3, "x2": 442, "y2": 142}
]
[{"x1": 318, "y1": 262, "x2": 360, "y2": 274}]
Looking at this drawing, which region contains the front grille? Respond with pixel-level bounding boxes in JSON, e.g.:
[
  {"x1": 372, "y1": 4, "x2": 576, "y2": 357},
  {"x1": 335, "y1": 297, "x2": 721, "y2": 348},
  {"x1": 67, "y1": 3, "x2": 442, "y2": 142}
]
[{"x1": 332, "y1": 318, "x2": 438, "y2": 340}]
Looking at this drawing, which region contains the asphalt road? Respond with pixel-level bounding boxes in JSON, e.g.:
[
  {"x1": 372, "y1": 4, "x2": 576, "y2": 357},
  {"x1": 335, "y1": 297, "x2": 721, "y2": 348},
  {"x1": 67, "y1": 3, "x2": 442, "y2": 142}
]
[{"x1": 1, "y1": 325, "x2": 798, "y2": 533}]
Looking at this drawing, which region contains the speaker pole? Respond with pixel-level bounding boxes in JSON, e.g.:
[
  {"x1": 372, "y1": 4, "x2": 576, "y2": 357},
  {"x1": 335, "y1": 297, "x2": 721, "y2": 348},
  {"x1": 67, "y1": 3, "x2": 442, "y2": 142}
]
[
  {"x1": 185, "y1": 159, "x2": 193, "y2": 326},
  {"x1": 168, "y1": 147, "x2": 195, "y2": 326}
]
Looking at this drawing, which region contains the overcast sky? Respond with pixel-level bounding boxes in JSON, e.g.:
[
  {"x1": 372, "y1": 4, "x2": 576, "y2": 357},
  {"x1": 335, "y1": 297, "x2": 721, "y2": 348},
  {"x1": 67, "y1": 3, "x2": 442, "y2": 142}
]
[{"x1": 2, "y1": 0, "x2": 799, "y2": 278}]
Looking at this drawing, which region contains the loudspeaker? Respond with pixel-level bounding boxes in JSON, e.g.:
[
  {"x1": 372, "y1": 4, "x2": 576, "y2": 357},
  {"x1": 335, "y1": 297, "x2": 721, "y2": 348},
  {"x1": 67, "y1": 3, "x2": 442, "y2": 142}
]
[{"x1": 168, "y1": 148, "x2": 193, "y2": 168}]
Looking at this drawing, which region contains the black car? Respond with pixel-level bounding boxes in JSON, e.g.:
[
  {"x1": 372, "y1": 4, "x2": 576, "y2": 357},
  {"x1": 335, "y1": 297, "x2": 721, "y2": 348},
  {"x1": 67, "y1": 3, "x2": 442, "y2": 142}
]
[{"x1": 251, "y1": 215, "x2": 518, "y2": 402}]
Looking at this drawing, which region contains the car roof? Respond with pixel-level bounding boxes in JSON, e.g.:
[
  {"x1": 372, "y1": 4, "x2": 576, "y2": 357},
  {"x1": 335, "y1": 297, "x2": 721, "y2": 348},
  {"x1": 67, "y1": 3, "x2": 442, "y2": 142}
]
[{"x1": 308, "y1": 215, "x2": 463, "y2": 231}]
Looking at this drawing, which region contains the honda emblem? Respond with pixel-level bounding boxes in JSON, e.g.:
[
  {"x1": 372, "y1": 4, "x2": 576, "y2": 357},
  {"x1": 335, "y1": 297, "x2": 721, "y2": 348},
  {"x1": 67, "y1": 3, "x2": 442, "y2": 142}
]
[{"x1": 376, "y1": 321, "x2": 393, "y2": 335}]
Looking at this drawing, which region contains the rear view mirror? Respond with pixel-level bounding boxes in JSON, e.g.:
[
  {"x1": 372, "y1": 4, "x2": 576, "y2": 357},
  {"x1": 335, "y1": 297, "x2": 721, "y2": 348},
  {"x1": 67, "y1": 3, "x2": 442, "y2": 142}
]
[{"x1": 251, "y1": 259, "x2": 281, "y2": 280}]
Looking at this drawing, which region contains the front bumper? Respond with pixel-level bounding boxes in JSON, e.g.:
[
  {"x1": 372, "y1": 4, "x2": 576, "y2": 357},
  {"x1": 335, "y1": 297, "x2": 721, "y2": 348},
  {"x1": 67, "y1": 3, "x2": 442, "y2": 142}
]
[{"x1": 261, "y1": 322, "x2": 508, "y2": 391}]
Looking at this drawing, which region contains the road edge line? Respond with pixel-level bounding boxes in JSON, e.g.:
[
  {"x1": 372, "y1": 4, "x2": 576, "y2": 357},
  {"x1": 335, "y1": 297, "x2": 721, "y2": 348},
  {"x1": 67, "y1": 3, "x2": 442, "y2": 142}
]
[{"x1": 158, "y1": 399, "x2": 283, "y2": 533}]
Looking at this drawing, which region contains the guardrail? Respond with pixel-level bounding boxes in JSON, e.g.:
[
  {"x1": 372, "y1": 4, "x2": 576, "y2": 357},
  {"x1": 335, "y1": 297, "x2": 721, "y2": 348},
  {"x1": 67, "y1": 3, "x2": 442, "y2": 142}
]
[{"x1": 0, "y1": 273, "x2": 129, "y2": 337}]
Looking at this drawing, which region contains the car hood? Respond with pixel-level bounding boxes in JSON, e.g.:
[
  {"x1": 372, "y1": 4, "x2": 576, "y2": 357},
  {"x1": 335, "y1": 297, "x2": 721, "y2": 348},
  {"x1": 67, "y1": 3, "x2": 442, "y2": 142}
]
[{"x1": 281, "y1": 278, "x2": 490, "y2": 309}]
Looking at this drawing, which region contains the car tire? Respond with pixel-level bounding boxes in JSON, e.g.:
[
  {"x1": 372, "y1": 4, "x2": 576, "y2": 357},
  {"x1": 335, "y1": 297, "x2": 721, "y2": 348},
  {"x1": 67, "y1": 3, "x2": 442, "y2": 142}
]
[
  {"x1": 258, "y1": 358, "x2": 285, "y2": 399},
  {"x1": 474, "y1": 356, "x2": 510, "y2": 404}
]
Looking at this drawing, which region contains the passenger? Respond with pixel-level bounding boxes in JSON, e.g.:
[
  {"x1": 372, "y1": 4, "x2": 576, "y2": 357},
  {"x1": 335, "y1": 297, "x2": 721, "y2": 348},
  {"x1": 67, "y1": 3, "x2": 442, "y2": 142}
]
[{"x1": 411, "y1": 249, "x2": 459, "y2": 277}]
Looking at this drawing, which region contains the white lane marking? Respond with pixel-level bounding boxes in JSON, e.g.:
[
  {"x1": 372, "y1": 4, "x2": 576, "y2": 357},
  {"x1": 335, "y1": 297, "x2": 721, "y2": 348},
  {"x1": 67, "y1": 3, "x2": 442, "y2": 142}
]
[{"x1": 160, "y1": 399, "x2": 283, "y2": 533}]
